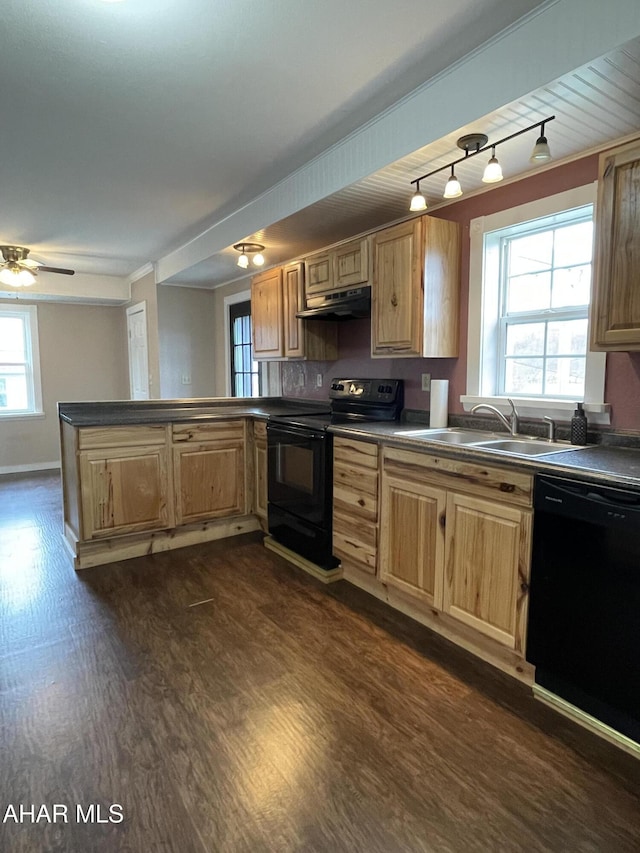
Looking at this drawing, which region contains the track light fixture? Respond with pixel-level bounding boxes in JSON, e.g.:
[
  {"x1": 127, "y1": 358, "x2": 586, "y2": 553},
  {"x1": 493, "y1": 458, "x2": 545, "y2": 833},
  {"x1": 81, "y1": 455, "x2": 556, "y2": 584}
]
[
  {"x1": 409, "y1": 116, "x2": 555, "y2": 210},
  {"x1": 233, "y1": 242, "x2": 266, "y2": 269}
]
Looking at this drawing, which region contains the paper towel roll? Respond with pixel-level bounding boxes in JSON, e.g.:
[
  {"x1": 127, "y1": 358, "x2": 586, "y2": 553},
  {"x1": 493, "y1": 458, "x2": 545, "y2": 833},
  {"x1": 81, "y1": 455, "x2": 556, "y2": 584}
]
[{"x1": 429, "y1": 379, "x2": 449, "y2": 428}]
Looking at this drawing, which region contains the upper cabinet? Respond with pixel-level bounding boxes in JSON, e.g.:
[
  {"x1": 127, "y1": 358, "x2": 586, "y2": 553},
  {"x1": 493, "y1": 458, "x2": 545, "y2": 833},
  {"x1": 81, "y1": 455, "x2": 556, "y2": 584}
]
[
  {"x1": 304, "y1": 236, "x2": 371, "y2": 297},
  {"x1": 371, "y1": 215, "x2": 460, "y2": 358},
  {"x1": 591, "y1": 138, "x2": 640, "y2": 351},
  {"x1": 252, "y1": 262, "x2": 337, "y2": 361}
]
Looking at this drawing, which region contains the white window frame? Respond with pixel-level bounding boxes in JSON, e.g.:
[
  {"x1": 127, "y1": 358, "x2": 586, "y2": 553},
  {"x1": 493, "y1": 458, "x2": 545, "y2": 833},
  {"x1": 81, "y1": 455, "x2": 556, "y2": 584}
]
[
  {"x1": 0, "y1": 304, "x2": 43, "y2": 419},
  {"x1": 223, "y1": 290, "x2": 279, "y2": 397},
  {"x1": 462, "y1": 183, "x2": 610, "y2": 425}
]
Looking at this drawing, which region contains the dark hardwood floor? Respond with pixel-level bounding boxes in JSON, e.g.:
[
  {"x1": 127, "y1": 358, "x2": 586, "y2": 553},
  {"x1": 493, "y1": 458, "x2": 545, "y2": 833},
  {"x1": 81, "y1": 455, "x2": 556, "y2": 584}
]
[{"x1": 1, "y1": 472, "x2": 639, "y2": 852}]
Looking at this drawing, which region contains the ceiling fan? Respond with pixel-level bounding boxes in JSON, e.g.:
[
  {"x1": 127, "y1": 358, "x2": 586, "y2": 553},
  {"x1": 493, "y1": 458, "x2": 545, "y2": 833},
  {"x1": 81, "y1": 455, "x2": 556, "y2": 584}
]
[{"x1": 0, "y1": 245, "x2": 75, "y2": 287}]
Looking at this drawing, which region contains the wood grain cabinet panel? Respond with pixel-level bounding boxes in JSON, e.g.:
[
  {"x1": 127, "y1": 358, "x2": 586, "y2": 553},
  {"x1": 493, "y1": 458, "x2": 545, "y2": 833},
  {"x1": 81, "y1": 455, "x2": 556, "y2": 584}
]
[
  {"x1": 372, "y1": 215, "x2": 460, "y2": 358},
  {"x1": 173, "y1": 441, "x2": 245, "y2": 525},
  {"x1": 591, "y1": 137, "x2": 640, "y2": 350},
  {"x1": 379, "y1": 446, "x2": 533, "y2": 653},
  {"x1": 251, "y1": 267, "x2": 284, "y2": 359},
  {"x1": 333, "y1": 237, "x2": 370, "y2": 288},
  {"x1": 79, "y1": 444, "x2": 171, "y2": 539},
  {"x1": 379, "y1": 474, "x2": 445, "y2": 608},
  {"x1": 442, "y1": 493, "x2": 532, "y2": 652},
  {"x1": 252, "y1": 420, "x2": 268, "y2": 525},
  {"x1": 332, "y1": 437, "x2": 380, "y2": 576}
]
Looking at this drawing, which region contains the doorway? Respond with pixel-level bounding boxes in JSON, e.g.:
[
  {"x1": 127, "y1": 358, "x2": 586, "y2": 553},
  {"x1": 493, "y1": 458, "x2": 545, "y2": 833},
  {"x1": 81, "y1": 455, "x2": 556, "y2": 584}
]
[{"x1": 126, "y1": 302, "x2": 150, "y2": 400}]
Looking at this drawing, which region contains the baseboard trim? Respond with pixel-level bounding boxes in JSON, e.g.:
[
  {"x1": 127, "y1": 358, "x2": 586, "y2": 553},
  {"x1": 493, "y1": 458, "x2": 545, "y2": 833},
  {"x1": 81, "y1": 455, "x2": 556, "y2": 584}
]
[
  {"x1": 0, "y1": 461, "x2": 60, "y2": 475},
  {"x1": 263, "y1": 536, "x2": 344, "y2": 584},
  {"x1": 533, "y1": 685, "x2": 640, "y2": 759}
]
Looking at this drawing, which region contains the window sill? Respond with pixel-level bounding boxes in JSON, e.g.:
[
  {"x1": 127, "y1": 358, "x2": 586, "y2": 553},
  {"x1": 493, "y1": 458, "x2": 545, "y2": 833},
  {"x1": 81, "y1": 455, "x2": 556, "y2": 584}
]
[
  {"x1": 0, "y1": 411, "x2": 45, "y2": 422},
  {"x1": 460, "y1": 396, "x2": 610, "y2": 426}
]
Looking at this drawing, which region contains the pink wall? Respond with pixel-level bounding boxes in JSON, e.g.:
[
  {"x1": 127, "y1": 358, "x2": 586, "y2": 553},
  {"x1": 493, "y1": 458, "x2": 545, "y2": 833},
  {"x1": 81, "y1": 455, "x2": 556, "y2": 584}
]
[{"x1": 282, "y1": 152, "x2": 640, "y2": 431}]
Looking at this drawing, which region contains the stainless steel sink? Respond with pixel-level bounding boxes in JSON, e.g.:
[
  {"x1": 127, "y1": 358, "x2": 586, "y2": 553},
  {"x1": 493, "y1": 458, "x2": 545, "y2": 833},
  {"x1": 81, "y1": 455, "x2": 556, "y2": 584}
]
[
  {"x1": 394, "y1": 428, "x2": 499, "y2": 443},
  {"x1": 473, "y1": 438, "x2": 581, "y2": 456}
]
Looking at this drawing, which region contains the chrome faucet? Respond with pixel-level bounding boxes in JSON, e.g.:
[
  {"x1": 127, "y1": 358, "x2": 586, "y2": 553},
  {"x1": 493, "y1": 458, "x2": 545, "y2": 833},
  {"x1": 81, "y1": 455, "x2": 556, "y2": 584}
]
[{"x1": 471, "y1": 398, "x2": 520, "y2": 435}]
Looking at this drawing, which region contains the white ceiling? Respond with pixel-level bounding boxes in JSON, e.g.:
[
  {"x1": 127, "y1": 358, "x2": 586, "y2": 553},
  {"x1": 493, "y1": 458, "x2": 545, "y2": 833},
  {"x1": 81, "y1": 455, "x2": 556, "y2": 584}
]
[{"x1": 1, "y1": 0, "x2": 639, "y2": 293}]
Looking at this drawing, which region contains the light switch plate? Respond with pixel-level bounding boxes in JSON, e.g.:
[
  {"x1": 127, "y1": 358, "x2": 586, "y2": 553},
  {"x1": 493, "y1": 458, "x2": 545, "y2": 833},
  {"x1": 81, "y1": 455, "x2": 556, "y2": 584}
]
[{"x1": 421, "y1": 373, "x2": 431, "y2": 392}]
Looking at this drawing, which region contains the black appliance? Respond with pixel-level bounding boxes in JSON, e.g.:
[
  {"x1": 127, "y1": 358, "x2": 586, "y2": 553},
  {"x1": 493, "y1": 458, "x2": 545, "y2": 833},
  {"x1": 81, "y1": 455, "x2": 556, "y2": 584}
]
[
  {"x1": 295, "y1": 286, "x2": 370, "y2": 320},
  {"x1": 527, "y1": 474, "x2": 640, "y2": 743},
  {"x1": 267, "y1": 378, "x2": 403, "y2": 569}
]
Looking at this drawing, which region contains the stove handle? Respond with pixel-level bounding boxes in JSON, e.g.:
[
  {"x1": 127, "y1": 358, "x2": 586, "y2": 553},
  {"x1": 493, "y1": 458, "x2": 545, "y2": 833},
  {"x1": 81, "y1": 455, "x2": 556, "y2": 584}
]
[{"x1": 267, "y1": 423, "x2": 327, "y2": 441}]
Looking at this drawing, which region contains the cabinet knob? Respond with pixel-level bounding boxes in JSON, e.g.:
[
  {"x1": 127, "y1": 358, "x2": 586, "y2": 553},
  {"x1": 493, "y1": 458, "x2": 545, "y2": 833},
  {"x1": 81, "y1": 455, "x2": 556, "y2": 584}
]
[
  {"x1": 391, "y1": 293, "x2": 398, "y2": 308},
  {"x1": 439, "y1": 512, "x2": 446, "y2": 529}
]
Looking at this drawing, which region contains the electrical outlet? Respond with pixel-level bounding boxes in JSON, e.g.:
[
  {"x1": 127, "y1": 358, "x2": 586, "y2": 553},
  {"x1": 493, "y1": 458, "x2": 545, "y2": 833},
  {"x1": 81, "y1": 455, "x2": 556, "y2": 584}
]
[
  {"x1": 316, "y1": 373, "x2": 323, "y2": 387},
  {"x1": 181, "y1": 374, "x2": 191, "y2": 385},
  {"x1": 421, "y1": 373, "x2": 431, "y2": 392}
]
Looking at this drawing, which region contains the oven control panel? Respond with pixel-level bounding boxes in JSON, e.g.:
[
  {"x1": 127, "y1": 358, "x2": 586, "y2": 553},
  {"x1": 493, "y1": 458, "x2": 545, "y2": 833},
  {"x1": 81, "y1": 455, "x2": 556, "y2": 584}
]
[{"x1": 329, "y1": 378, "x2": 401, "y2": 403}]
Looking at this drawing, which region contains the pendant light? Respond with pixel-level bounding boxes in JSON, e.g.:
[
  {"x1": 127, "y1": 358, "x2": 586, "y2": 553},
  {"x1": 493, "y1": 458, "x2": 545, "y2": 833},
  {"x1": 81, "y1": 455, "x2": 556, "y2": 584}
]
[
  {"x1": 482, "y1": 146, "x2": 503, "y2": 183},
  {"x1": 443, "y1": 166, "x2": 462, "y2": 199},
  {"x1": 530, "y1": 121, "x2": 552, "y2": 162},
  {"x1": 409, "y1": 181, "x2": 427, "y2": 212},
  {"x1": 0, "y1": 264, "x2": 36, "y2": 287}
]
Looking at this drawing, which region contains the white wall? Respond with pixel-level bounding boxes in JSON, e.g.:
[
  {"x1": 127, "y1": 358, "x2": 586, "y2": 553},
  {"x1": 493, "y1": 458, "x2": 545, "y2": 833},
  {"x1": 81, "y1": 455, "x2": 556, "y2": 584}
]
[
  {"x1": 0, "y1": 300, "x2": 129, "y2": 472},
  {"x1": 157, "y1": 285, "x2": 217, "y2": 398}
]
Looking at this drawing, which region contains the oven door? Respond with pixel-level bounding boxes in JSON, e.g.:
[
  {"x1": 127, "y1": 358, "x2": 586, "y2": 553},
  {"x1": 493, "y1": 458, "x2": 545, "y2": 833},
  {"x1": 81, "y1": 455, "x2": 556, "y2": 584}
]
[{"x1": 267, "y1": 422, "x2": 329, "y2": 526}]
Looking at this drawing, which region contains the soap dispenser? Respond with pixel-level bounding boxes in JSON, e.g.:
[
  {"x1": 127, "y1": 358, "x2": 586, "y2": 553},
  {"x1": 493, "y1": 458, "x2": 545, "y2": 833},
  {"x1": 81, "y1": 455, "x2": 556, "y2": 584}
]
[{"x1": 570, "y1": 402, "x2": 588, "y2": 445}]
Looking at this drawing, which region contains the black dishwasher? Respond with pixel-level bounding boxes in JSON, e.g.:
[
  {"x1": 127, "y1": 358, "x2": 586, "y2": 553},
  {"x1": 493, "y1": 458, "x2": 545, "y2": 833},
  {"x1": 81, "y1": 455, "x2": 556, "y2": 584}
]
[{"x1": 527, "y1": 475, "x2": 640, "y2": 743}]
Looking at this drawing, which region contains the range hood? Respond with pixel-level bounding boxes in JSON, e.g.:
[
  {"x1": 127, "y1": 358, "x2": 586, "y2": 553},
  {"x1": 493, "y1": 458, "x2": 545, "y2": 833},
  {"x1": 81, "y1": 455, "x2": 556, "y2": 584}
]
[{"x1": 296, "y1": 286, "x2": 370, "y2": 321}]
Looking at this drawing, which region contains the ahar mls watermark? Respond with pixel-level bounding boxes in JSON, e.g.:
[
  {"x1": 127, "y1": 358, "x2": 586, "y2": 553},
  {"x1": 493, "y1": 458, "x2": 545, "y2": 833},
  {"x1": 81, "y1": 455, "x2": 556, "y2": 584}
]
[{"x1": 2, "y1": 804, "x2": 124, "y2": 824}]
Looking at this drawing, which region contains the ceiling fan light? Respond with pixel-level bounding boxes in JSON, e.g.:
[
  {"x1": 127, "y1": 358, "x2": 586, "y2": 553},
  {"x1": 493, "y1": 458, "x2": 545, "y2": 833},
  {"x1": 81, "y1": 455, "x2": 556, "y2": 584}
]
[
  {"x1": 0, "y1": 268, "x2": 17, "y2": 286},
  {"x1": 252, "y1": 252, "x2": 265, "y2": 267},
  {"x1": 17, "y1": 269, "x2": 36, "y2": 286},
  {"x1": 482, "y1": 151, "x2": 503, "y2": 183},
  {"x1": 237, "y1": 253, "x2": 249, "y2": 269},
  {"x1": 443, "y1": 171, "x2": 462, "y2": 199},
  {"x1": 530, "y1": 134, "x2": 551, "y2": 163}
]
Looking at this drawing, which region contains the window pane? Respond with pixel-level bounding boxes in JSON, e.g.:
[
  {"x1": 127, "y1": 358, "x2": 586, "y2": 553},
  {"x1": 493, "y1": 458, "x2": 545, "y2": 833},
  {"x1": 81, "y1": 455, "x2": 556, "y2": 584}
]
[
  {"x1": 545, "y1": 357, "x2": 586, "y2": 397},
  {"x1": 504, "y1": 357, "x2": 544, "y2": 395},
  {"x1": 508, "y1": 231, "x2": 553, "y2": 276},
  {"x1": 547, "y1": 319, "x2": 588, "y2": 355},
  {"x1": 551, "y1": 265, "x2": 591, "y2": 308},
  {"x1": 233, "y1": 317, "x2": 243, "y2": 346},
  {"x1": 243, "y1": 344, "x2": 251, "y2": 373},
  {"x1": 553, "y1": 221, "x2": 593, "y2": 267},
  {"x1": 505, "y1": 323, "x2": 545, "y2": 356},
  {"x1": 0, "y1": 367, "x2": 28, "y2": 410},
  {"x1": 505, "y1": 272, "x2": 551, "y2": 313},
  {"x1": 0, "y1": 318, "x2": 26, "y2": 363},
  {"x1": 234, "y1": 345, "x2": 243, "y2": 371}
]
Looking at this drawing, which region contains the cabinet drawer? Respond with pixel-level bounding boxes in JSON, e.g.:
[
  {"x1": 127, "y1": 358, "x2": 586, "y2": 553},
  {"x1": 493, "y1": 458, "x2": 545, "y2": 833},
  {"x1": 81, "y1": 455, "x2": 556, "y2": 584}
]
[
  {"x1": 333, "y1": 483, "x2": 378, "y2": 522},
  {"x1": 333, "y1": 511, "x2": 377, "y2": 574},
  {"x1": 172, "y1": 420, "x2": 245, "y2": 443},
  {"x1": 383, "y1": 446, "x2": 532, "y2": 507},
  {"x1": 79, "y1": 424, "x2": 167, "y2": 449},
  {"x1": 333, "y1": 437, "x2": 379, "y2": 469},
  {"x1": 253, "y1": 420, "x2": 267, "y2": 442},
  {"x1": 333, "y1": 460, "x2": 378, "y2": 499}
]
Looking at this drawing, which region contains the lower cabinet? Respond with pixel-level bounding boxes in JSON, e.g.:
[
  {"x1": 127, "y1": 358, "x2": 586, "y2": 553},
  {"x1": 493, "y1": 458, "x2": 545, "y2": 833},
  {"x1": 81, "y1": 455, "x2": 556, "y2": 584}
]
[
  {"x1": 252, "y1": 420, "x2": 268, "y2": 527},
  {"x1": 379, "y1": 446, "x2": 532, "y2": 654},
  {"x1": 172, "y1": 421, "x2": 246, "y2": 525},
  {"x1": 332, "y1": 437, "x2": 380, "y2": 575}
]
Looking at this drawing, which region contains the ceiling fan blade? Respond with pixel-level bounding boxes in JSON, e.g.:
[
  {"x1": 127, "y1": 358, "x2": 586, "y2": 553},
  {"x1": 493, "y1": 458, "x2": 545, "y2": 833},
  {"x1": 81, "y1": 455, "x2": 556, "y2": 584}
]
[{"x1": 36, "y1": 266, "x2": 75, "y2": 276}]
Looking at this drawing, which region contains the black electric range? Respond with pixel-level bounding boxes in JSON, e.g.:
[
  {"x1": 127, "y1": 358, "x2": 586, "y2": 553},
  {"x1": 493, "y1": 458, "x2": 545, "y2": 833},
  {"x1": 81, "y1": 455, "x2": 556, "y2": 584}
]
[{"x1": 266, "y1": 379, "x2": 403, "y2": 568}]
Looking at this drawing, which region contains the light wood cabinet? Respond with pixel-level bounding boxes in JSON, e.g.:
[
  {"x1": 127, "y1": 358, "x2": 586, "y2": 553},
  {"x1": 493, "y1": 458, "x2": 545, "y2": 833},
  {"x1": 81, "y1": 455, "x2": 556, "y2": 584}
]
[
  {"x1": 332, "y1": 437, "x2": 379, "y2": 575},
  {"x1": 379, "y1": 447, "x2": 532, "y2": 653},
  {"x1": 304, "y1": 236, "x2": 371, "y2": 297},
  {"x1": 78, "y1": 426, "x2": 173, "y2": 540},
  {"x1": 252, "y1": 420, "x2": 268, "y2": 527},
  {"x1": 172, "y1": 421, "x2": 246, "y2": 525},
  {"x1": 252, "y1": 267, "x2": 284, "y2": 359},
  {"x1": 591, "y1": 137, "x2": 640, "y2": 351},
  {"x1": 252, "y1": 262, "x2": 337, "y2": 361},
  {"x1": 371, "y1": 215, "x2": 460, "y2": 357}
]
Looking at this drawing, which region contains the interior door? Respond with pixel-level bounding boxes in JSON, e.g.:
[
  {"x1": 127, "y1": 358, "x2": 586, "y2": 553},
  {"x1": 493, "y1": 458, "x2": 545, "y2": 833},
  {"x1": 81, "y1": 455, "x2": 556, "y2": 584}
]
[{"x1": 126, "y1": 302, "x2": 150, "y2": 400}]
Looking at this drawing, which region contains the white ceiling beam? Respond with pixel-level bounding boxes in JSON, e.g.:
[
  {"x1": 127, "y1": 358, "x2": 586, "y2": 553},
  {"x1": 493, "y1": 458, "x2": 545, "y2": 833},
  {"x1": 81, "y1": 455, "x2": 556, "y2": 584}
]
[{"x1": 156, "y1": 0, "x2": 640, "y2": 283}]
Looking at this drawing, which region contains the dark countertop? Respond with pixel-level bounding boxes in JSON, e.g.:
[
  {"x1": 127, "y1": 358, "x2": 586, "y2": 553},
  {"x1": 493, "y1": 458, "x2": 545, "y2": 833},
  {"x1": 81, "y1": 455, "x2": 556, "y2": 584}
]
[
  {"x1": 57, "y1": 397, "x2": 329, "y2": 427},
  {"x1": 329, "y1": 422, "x2": 640, "y2": 491}
]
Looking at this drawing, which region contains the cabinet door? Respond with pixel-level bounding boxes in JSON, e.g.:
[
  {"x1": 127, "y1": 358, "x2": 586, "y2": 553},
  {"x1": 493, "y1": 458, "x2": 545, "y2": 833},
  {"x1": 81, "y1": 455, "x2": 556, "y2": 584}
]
[
  {"x1": 252, "y1": 267, "x2": 283, "y2": 359},
  {"x1": 591, "y1": 139, "x2": 640, "y2": 350},
  {"x1": 334, "y1": 237, "x2": 370, "y2": 288},
  {"x1": 173, "y1": 441, "x2": 245, "y2": 525},
  {"x1": 379, "y1": 473, "x2": 445, "y2": 608},
  {"x1": 282, "y1": 262, "x2": 305, "y2": 358},
  {"x1": 254, "y1": 439, "x2": 268, "y2": 522},
  {"x1": 372, "y1": 219, "x2": 423, "y2": 356},
  {"x1": 304, "y1": 252, "x2": 333, "y2": 296},
  {"x1": 79, "y1": 445, "x2": 171, "y2": 539},
  {"x1": 442, "y1": 493, "x2": 532, "y2": 651}
]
